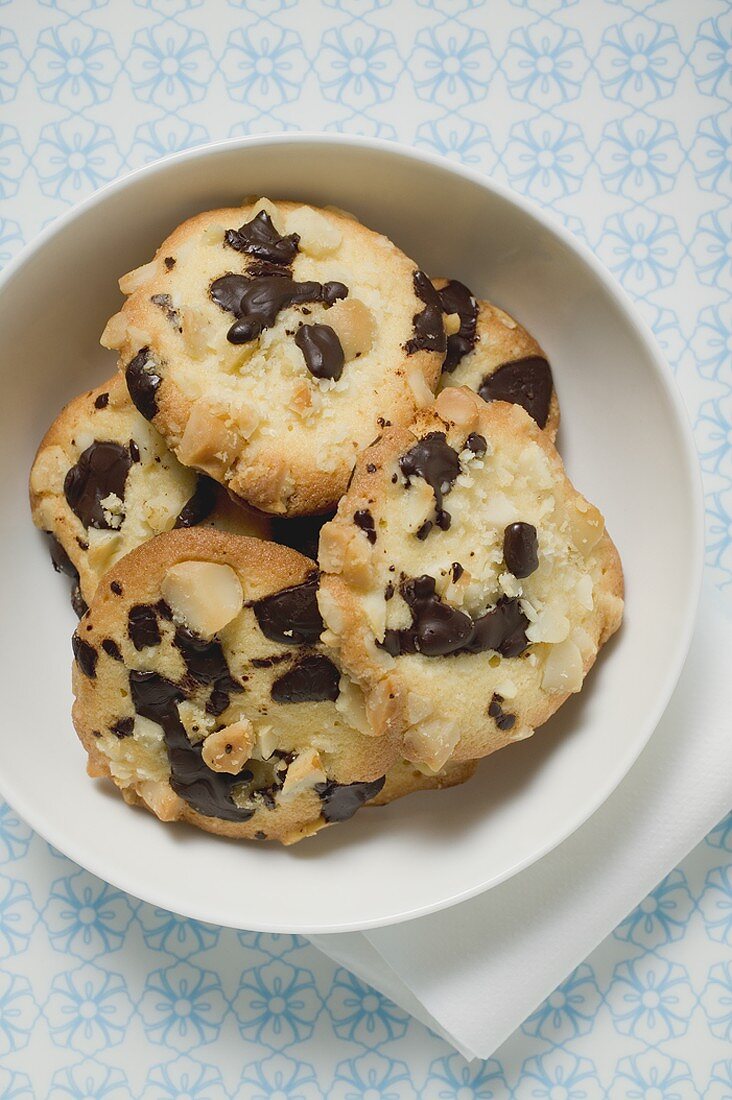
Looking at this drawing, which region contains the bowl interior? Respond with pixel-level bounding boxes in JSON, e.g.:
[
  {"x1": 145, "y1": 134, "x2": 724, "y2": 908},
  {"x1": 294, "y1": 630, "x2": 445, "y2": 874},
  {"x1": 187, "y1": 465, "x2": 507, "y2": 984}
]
[{"x1": 0, "y1": 137, "x2": 701, "y2": 932}]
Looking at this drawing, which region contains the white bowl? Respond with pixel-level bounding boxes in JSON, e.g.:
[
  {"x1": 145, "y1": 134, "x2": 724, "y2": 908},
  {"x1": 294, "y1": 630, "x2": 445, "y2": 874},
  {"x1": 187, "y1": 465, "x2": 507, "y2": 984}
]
[{"x1": 0, "y1": 135, "x2": 702, "y2": 933}]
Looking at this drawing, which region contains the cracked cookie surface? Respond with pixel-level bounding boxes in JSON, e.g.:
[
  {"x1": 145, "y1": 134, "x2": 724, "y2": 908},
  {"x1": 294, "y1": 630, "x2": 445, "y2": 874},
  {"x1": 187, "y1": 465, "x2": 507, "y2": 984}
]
[
  {"x1": 317, "y1": 388, "x2": 623, "y2": 772},
  {"x1": 103, "y1": 199, "x2": 445, "y2": 516},
  {"x1": 71, "y1": 529, "x2": 472, "y2": 843},
  {"x1": 30, "y1": 376, "x2": 268, "y2": 614}
]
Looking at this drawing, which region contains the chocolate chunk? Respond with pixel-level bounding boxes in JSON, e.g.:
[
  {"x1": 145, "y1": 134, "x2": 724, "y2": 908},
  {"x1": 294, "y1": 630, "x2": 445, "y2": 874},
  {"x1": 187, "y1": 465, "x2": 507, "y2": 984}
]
[
  {"x1": 46, "y1": 531, "x2": 78, "y2": 580},
  {"x1": 270, "y1": 513, "x2": 334, "y2": 560},
  {"x1": 354, "y1": 509, "x2": 376, "y2": 544},
  {"x1": 399, "y1": 431, "x2": 460, "y2": 532},
  {"x1": 488, "y1": 692, "x2": 516, "y2": 731},
  {"x1": 406, "y1": 271, "x2": 446, "y2": 355},
  {"x1": 72, "y1": 632, "x2": 97, "y2": 678},
  {"x1": 110, "y1": 581, "x2": 123, "y2": 595},
  {"x1": 379, "y1": 577, "x2": 529, "y2": 659},
  {"x1": 174, "y1": 625, "x2": 243, "y2": 696},
  {"x1": 129, "y1": 670, "x2": 254, "y2": 823},
  {"x1": 224, "y1": 210, "x2": 300, "y2": 265},
  {"x1": 315, "y1": 777, "x2": 386, "y2": 823},
  {"x1": 437, "y1": 279, "x2": 478, "y2": 372},
  {"x1": 385, "y1": 581, "x2": 395, "y2": 600},
  {"x1": 503, "y1": 522, "x2": 538, "y2": 579},
  {"x1": 94, "y1": 392, "x2": 109, "y2": 410},
  {"x1": 129, "y1": 440, "x2": 140, "y2": 463},
  {"x1": 466, "y1": 433, "x2": 487, "y2": 455},
  {"x1": 102, "y1": 639, "x2": 122, "y2": 661},
  {"x1": 271, "y1": 655, "x2": 340, "y2": 704},
  {"x1": 467, "y1": 596, "x2": 529, "y2": 658},
  {"x1": 250, "y1": 572, "x2": 323, "y2": 646},
  {"x1": 150, "y1": 293, "x2": 180, "y2": 327},
  {"x1": 128, "y1": 604, "x2": 161, "y2": 650},
  {"x1": 451, "y1": 562, "x2": 464, "y2": 582},
  {"x1": 295, "y1": 323, "x2": 345, "y2": 381},
  {"x1": 71, "y1": 586, "x2": 88, "y2": 619},
  {"x1": 209, "y1": 274, "x2": 249, "y2": 315},
  {"x1": 164, "y1": 256, "x2": 176, "y2": 270},
  {"x1": 174, "y1": 476, "x2": 218, "y2": 529},
  {"x1": 210, "y1": 274, "x2": 348, "y2": 345},
  {"x1": 125, "y1": 349, "x2": 161, "y2": 421},
  {"x1": 478, "y1": 357, "x2": 553, "y2": 429},
  {"x1": 416, "y1": 520, "x2": 433, "y2": 541},
  {"x1": 206, "y1": 689, "x2": 230, "y2": 718},
  {"x1": 64, "y1": 442, "x2": 135, "y2": 530},
  {"x1": 110, "y1": 716, "x2": 134, "y2": 738}
]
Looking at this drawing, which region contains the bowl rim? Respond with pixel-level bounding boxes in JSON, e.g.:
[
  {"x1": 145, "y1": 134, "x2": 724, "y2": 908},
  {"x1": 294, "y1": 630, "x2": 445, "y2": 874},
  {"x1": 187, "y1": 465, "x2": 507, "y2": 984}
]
[{"x1": 0, "y1": 133, "x2": 705, "y2": 932}]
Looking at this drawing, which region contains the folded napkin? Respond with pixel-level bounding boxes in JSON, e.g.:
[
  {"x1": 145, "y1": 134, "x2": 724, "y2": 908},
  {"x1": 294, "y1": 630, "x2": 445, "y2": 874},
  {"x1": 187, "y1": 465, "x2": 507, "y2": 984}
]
[{"x1": 311, "y1": 581, "x2": 732, "y2": 1060}]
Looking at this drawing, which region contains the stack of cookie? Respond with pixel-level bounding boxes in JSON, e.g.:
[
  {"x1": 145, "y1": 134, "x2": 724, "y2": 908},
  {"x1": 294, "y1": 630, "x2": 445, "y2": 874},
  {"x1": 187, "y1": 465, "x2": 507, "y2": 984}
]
[{"x1": 30, "y1": 198, "x2": 623, "y2": 845}]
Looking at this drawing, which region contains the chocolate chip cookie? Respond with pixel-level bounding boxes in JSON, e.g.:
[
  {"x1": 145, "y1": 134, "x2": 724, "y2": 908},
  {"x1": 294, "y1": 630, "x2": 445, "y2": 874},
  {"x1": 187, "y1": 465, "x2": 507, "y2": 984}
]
[
  {"x1": 71, "y1": 529, "x2": 470, "y2": 843},
  {"x1": 102, "y1": 199, "x2": 445, "y2": 516},
  {"x1": 30, "y1": 376, "x2": 269, "y2": 614},
  {"x1": 318, "y1": 387, "x2": 623, "y2": 772},
  {"x1": 434, "y1": 279, "x2": 560, "y2": 439}
]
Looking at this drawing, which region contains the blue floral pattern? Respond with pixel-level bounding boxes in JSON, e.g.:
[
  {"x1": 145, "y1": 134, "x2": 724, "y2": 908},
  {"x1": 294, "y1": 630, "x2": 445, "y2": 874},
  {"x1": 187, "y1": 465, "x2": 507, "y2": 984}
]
[
  {"x1": 138, "y1": 961, "x2": 228, "y2": 1051},
  {"x1": 0, "y1": 1, "x2": 730, "y2": 1092},
  {"x1": 326, "y1": 968, "x2": 410, "y2": 1045}
]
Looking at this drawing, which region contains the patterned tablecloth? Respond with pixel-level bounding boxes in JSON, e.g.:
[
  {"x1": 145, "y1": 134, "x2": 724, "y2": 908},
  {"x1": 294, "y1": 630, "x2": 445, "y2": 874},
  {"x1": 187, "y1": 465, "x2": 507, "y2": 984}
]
[{"x1": 1, "y1": 0, "x2": 731, "y2": 1095}]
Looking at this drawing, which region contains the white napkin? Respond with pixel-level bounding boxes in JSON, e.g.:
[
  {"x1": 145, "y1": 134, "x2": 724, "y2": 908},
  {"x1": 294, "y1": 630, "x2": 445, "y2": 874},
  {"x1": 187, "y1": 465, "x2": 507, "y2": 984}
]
[{"x1": 311, "y1": 581, "x2": 732, "y2": 1060}]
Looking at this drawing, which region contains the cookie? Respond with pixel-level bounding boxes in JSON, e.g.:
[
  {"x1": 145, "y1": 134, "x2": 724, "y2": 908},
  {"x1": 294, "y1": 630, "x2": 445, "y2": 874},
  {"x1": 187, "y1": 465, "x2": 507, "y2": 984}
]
[
  {"x1": 317, "y1": 387, "x2": 623, "y2": 772},
  {"x1": 29, "y1": 376, "x2": 268, "y2": 614},
  {"x1": 71, "y1": 528, "x2": 471, "y2": 843},
  {"x1": 101, "y1": 198, "x2": 446, "y2": 516},
  {"x1": 434, "y1": 279, "x2": 560, "y2": 440}
]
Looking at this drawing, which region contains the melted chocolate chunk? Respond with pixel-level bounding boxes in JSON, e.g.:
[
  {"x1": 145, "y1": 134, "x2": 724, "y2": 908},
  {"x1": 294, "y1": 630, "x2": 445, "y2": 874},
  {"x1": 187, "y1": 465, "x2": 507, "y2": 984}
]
[
  {"x1": 150, "y1": 293, "x2": 180, "y2": 328},
  {"x1": 110, "y1": 581, "x2": 123, "y2": 595},
  {"x1": 416, "y1": 520, "x2": 433, "y2": 541},
  {"x1": 451, "y1": 562, "x2": 464, "y2": 582},
  {"x1": 488, "y1": 692, "x2": 516, "y2": 731},
  {"x1": 64, "y1": 442, "x2": 134, "y2": 530},
  {"x1": 354, "y1": 509, "x2": 376, "y2": 544},
  {"x1": 224, "y1": 211, "x2": 300, "y2": 265},
  {"x1": 503, "y1": 522, "x2": 539, "y2": 579},
  {"x1": 295, "y1": 323, "x2": 345, "y2": 381},
  {"x1": 466, "y1": 596, "x2": 529, "y2": 658},
  {"x1": 271, "y1": 655, "x2": 340, "y2": 704},
  {"x1": 94, "y1": 392, "x2": 109, "y2": 410},
  {"x1": 129, "y1": 670, "x2": 254, "y2": 823},
  {"x1": 46, "y1": 531, "x2": 78, "y2": 580},
  {"x1": 478, "y1": 356, "x2": 553, "y2": 429},
  {"x1": 210, "y1": 274, "x2": 348, "y2": 344},
  {"x1": 164, "y1": 256, "x2": 176, "y2": 270},
  {"x1": 102, "y1": 639, "x2": 122, "y2": 661},
  {"x1": 129, "y1": 440, "x2": 140, "y2": 463},
  {"x1": 174, "y1": 625, "x2": 244, "y2": 714},
  {"x1": 466, "y1": 433, "x2": 487, "y2": 455},
  {"x1": 437, "y1": 279, "x2": 478, "y2": 372},
  {"x1": 110, "y1": 716, "x2": 134, "y2": 738},
  {"x1": 174, "y1": 476, "x2": 218, "y2": 529},
  {"x1": 128, "y1": 604, "x2": 162, "y2": 650},
  {"x1": 385, "y1": 581, "x2": 395, "y2": 600},
  {"x1": 125, "y1": 349, "x2": 161, "y2": 421},
  {"x1": 379, "y1": 576, "x2": 529, "y2": 659},
  {"x1": 250, "y1": 573, "x2": 323, "y2": 646},
  {"x1": 270, "y1": 513, "x2": 334, "y2": 560},
  {"x1": 315, "y1": 777, "x2": 386, "y2": 823},
  {"x1": 406, "y1": 271, "x2": 447, "y2": 355},
  {"x1": 72, "y1": 632, "x2": 97, "y2": 678},
  {"x1": 399, "y1": 431, "x2": 460, "y2": 532}
]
